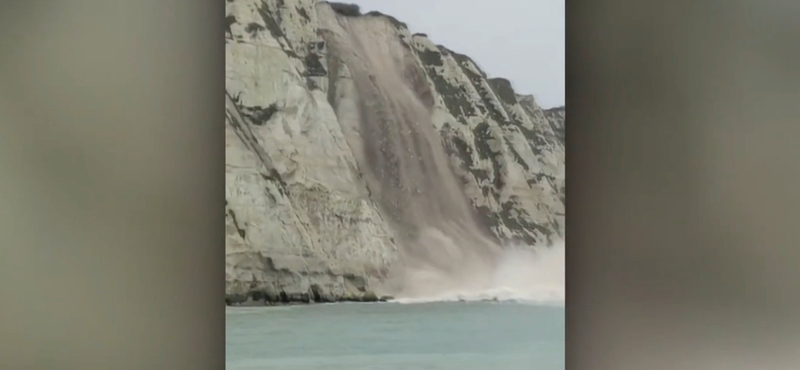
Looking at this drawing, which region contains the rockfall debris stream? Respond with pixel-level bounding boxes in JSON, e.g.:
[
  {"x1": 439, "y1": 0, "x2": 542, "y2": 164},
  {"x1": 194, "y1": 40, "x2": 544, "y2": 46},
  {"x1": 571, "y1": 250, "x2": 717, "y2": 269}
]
[{"x1": 317, "y1": 4, "x2": 564, "y2": 303}]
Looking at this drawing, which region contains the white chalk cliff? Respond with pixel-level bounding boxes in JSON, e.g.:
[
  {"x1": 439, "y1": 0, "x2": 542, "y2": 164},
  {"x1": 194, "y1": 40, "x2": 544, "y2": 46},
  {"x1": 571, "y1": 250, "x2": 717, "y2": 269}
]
[{"x1": 225, "y1": 0, "x2": 565, "y2": 304}]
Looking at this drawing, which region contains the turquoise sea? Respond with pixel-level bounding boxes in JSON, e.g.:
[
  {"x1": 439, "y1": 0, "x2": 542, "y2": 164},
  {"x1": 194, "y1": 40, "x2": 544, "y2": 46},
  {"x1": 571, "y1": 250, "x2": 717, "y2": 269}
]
[{"x1": 226, "y1": 301, "x2": 564, "y2": 370}]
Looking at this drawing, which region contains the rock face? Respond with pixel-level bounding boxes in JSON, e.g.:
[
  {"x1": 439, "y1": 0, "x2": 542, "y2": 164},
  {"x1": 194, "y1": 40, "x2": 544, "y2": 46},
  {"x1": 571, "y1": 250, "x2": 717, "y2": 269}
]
[{"x1": 225, "y1": 0, "x2": 565, "y2": 305}]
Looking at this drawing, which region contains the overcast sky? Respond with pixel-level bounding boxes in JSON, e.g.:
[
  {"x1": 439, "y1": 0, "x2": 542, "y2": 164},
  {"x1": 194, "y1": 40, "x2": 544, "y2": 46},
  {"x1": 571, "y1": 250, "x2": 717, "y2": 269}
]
[{"x1": 346, "y1": 0, "x2": 565, "y2": 108}]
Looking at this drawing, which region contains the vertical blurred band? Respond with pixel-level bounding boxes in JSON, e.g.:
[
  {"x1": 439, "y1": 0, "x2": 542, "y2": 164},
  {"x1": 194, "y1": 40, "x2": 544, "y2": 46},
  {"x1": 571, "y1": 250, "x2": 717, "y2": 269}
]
[
  {"x1": 0, "y1": 1, "x2": 225, "y2": 369},
  {"x1": 568, "y1": 0, "x2": 800, "y2": 368}
]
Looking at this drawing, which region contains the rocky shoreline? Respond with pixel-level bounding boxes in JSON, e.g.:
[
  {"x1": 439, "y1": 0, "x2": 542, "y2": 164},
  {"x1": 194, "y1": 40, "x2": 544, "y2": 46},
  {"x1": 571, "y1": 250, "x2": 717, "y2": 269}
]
[{"x1": 225, "y1": 289, "x2": 392, "y2": 306}]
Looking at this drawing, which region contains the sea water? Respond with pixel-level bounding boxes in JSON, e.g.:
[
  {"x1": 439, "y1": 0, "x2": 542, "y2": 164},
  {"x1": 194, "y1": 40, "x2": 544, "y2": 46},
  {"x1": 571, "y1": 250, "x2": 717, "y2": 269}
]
[{"x1": 226, "y1": 301, "x2": 564, "y2": 370}]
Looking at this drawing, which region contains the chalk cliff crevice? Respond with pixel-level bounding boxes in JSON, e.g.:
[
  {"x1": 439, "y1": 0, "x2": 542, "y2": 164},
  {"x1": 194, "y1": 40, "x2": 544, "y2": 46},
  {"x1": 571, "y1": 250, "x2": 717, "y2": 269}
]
[{"x1": 225, "y1": 0, "x2": 565, "y2": 304}]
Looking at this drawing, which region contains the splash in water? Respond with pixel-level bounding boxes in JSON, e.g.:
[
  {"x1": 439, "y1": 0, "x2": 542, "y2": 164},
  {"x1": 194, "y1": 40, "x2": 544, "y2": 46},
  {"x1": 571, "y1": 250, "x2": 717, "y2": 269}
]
[{"x1": 393, "y1": 242, "x2": 565, "y2": 305}]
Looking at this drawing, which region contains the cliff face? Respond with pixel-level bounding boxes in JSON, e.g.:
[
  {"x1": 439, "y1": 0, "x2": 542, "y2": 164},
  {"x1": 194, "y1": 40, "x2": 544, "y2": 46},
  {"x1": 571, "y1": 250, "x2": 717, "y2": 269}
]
[{"x1": 225, "y1": 0, "x2": 565, "y2": 304}]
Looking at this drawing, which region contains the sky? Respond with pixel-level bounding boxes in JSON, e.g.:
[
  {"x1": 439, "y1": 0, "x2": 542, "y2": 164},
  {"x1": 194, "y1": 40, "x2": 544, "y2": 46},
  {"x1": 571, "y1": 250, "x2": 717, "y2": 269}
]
[{"x1": 345, "y1": 0, "x2": 565, "y2": 108}]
